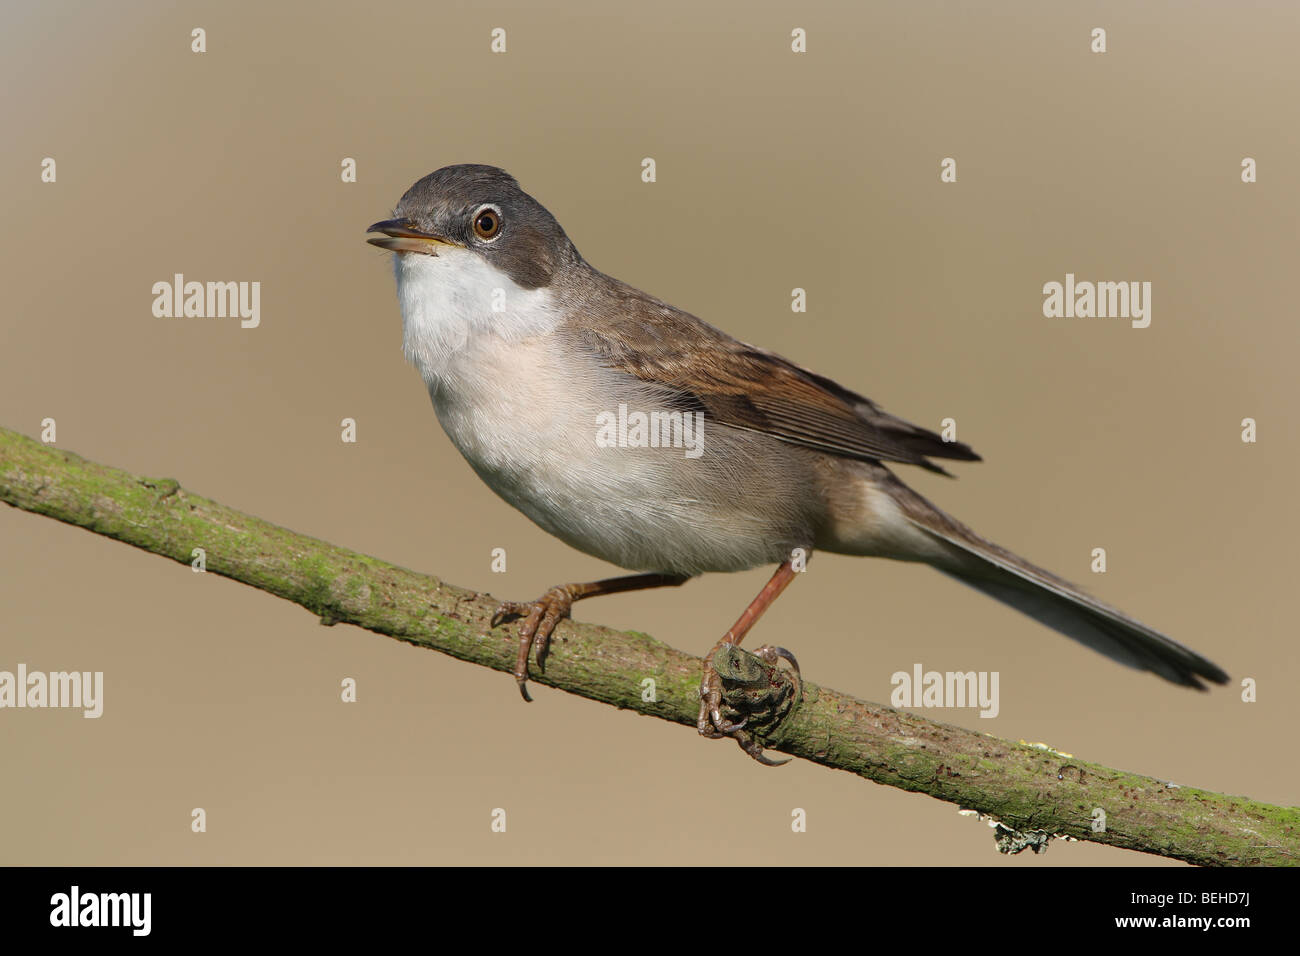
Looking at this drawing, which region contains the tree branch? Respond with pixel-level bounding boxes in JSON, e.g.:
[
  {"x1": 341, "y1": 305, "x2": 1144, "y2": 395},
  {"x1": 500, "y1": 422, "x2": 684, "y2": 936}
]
[{"x1": 1, "y1": 425, "x2": 1294, "y2": 865}]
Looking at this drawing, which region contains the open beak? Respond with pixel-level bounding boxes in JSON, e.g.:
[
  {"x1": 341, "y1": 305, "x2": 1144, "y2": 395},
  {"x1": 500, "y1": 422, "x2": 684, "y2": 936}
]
[{"x1": 366, "y1": 218, "x2": 454, "y2": 255}]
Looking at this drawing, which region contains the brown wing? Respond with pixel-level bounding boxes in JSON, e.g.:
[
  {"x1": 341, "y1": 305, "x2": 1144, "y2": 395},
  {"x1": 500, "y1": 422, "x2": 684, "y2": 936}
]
[{"x1": 566, "y1": 278, "x2": 981, "y2": 475}]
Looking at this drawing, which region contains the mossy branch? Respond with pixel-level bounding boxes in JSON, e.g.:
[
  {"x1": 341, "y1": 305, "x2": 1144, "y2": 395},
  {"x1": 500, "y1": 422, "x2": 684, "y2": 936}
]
[{"x1": 1, "y1": 425, "x2": 1294, "y2": 865}]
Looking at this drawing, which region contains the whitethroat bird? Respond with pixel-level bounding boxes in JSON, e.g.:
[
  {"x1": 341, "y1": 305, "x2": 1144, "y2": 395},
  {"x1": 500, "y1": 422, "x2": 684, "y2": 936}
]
[{"x1": 367, "y1": 164, "x2": 1228, "y2": 763}]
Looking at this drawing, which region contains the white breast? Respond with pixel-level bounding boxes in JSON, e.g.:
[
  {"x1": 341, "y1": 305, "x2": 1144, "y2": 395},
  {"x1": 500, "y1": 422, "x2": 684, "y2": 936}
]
[
  {"x1": 394, "y1": 246, "x2": 562, "y2": 384},
  {"x1": 395, "y1": 247, "x2": 649, "y2": 558},
  {"x1": 391, "y1": 248, "x2": 818, "y2": 575}
]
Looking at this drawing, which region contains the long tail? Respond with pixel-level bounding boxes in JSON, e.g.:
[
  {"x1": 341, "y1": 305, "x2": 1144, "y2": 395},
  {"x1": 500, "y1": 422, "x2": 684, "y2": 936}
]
[{"x1": 889, "y1": 480, "x2": 1229, "y2": 690}]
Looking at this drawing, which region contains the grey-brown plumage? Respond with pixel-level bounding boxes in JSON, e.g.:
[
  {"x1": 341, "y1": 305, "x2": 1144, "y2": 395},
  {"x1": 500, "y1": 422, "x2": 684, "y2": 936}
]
[
  {"x1": 566, "y1": 276, "x2": 982, "y2": 475},
  {"x1": 369, "y1": 163, "x2": 1229, "y2": 704},
  {"x1": 559, "y1": 271, "x2": 1227, "y2": 690}
]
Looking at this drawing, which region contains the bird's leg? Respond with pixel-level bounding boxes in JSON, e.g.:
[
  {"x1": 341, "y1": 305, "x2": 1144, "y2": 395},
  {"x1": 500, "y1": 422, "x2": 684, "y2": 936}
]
[
  {"x1": 698, "y1": 558, "x2": 804, "y2": 763},
  {"x1": 491, "y1": 572, "x2": 690, "y2": 701}
]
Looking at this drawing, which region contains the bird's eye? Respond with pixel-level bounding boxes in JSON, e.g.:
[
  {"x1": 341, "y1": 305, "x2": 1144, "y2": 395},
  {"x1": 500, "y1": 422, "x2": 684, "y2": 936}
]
[{"x1": 472, "y1": 206, "x2": 501, "y2": 240}]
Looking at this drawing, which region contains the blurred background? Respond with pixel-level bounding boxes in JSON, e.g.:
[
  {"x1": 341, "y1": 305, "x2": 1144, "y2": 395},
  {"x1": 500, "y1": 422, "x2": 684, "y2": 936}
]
[{"x1": 1, "y1": 0, "x2": 1295, "y2": 865}]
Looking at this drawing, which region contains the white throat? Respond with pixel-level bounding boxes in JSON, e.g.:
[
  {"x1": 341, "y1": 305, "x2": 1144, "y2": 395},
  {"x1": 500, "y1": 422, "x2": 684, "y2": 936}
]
[{"x1": 393, "y1": 247, "x2": 562, "y2": 385}]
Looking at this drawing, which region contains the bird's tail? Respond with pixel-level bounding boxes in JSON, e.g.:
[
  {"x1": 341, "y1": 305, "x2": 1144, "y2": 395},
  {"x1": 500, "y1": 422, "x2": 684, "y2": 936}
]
[{"x1": 889, "y1": 481, "x2": 1229, "y2": 690}]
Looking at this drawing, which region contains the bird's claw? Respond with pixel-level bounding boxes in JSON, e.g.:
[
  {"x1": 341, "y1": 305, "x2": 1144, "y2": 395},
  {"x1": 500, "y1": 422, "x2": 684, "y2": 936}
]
[
  {"x1": 697, "y1": 642, "x2": 802, "y2": 765},
  {"x1": 490, "y1": 587, "x2": 576, "y2": 702}
]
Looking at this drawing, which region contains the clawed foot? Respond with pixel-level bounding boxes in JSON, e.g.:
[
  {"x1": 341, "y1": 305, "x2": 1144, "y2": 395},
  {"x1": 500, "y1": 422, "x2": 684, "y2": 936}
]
[
  {"x1": 490, "y1": 586, "x2": 577, "y2": 702},
  {"x1": 697, "y1": 643, "x2": 802, "y2": 766}
]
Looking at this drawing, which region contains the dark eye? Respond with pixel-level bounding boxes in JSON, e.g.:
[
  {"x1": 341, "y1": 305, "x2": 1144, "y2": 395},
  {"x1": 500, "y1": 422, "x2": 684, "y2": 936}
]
[{"x1": 472, "y1": 206, "x2": 501, "y2": 240}]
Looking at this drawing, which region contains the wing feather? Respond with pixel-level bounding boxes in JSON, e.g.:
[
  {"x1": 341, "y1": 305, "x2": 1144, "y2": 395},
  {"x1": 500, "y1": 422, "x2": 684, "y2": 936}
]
[{"x1": 565, "y1": 277, "x2": 981, "y2": 475}]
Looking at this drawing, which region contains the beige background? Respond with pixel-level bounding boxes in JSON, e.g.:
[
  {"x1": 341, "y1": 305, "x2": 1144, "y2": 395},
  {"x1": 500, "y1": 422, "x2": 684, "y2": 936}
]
[{"x1": 1, "y1": 0, "x2": 1295, "y2": 865}]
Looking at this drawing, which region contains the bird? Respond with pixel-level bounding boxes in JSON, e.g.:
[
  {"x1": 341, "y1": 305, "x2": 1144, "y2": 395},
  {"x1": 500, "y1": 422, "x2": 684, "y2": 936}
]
[{"x1": 366, "y1": 163, "x2": 1228, "y2": 762}]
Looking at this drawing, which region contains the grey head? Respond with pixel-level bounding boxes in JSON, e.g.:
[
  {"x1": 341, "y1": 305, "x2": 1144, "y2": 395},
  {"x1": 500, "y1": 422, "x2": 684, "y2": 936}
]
[{"x1": 366, "y1": 164, "x2": 580, "y2": 289}]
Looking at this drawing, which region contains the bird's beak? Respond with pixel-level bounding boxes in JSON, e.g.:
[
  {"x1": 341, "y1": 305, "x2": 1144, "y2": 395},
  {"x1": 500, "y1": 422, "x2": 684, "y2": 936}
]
[{"x1": 365, "y1": 218, "x2": 455, "y2": 255}]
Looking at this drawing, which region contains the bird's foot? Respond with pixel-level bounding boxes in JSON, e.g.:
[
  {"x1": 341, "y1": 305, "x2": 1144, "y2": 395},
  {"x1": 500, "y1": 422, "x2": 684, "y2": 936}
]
[
  {"x1": 697, "y1": 642, "x2": 803, "y2": 766},
  {"x1": 490, "y1": 585, "x2": 577, "y2": 702}
]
